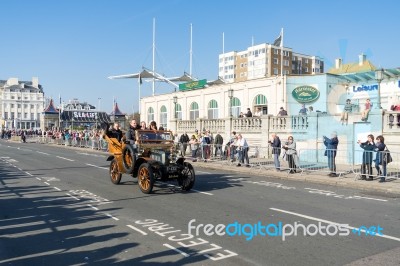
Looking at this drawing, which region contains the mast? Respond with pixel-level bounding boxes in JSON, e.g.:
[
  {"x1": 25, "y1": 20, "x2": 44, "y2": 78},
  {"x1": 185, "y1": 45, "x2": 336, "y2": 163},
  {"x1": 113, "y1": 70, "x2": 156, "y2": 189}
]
[
  {"x1": 222, "y1": 32, "x2": 225, "y2": 79},
  {"x1": 152, "y1": 18, "x2": 156, "y2": 96},
  {"x1": 190, "y1": 23, "x2": 193, "y2": 77}
]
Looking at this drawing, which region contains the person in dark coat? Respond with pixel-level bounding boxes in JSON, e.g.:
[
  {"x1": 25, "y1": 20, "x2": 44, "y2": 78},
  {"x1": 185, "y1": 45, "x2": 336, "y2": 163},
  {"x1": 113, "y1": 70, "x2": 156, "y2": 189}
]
[
  {"x1": 323, "y1": 131, "x2": 339, "y2": 177},
  {"x1": 106, "y1": 122, "x2": 123, "y2": 142},
  {"x1": 374, "y1": 135, "x2": 387, "y2": 183},
  {"x1": 357, "y1": 134, "x2": 375, "y2": 181},
  {"x1": 268, "y1": 133, "x2": 281, "y2": 171},
  {"x1": 179, "y1": 132, "x2": 190, "y2": 157}
]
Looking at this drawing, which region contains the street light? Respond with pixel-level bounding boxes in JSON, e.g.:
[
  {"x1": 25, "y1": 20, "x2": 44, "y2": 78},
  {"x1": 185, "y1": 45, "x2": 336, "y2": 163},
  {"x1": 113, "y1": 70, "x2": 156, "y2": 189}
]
[
  {"x1": 228, "y1": 88, "x2": 234, "y2": 117},
  {"x1": 375, "y1": 68, "x2": 384, "y2": 109},
  {"x1": 173, "y1": 95, "x2": 178, "y2": 119}
]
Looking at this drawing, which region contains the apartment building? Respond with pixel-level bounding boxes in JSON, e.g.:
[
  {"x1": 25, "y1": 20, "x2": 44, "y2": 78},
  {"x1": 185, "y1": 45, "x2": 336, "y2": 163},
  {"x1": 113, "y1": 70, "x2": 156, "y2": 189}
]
[
  {"x1": 219, "y1": 43, "x2": 324, "y2": 83},
  {"x1": 0, "y1": 77, "x2": 45, "y2": 129}
]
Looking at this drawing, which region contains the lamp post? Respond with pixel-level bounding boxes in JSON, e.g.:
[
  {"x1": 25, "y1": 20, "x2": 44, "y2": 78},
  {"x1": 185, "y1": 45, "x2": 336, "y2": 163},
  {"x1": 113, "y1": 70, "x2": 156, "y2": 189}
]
[
  {"x1": 375, "y1": 68, "x2": 384, "y2": 109},
  {"x1": 173, "y1": 95, "x2": 178, "y2": 119},
  {"x1": 228, "y1": 88, "x2": 234, "y2": 117}
]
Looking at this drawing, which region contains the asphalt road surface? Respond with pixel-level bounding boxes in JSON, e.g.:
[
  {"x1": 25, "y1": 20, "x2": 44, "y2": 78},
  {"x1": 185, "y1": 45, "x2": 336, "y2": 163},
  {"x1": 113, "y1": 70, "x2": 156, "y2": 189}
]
[{"x1": 1, "y1": 140, "x2": 400, "y2": 265}]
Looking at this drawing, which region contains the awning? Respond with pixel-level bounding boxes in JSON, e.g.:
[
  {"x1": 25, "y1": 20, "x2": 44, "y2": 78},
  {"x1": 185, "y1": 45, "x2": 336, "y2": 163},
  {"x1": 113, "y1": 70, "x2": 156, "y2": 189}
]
[{"x1": 61, "y1": 111, "x2": 111, "y2": 123}]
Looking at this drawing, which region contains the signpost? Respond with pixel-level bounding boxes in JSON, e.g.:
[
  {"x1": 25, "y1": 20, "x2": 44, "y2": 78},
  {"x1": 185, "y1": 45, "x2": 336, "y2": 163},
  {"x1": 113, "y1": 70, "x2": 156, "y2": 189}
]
[
  {"x1": 179, "y1": 79, "x2": 207, "y2": 91},
  {"x1": 292, "y1": 85, "x2": 320, "y2": 103}
]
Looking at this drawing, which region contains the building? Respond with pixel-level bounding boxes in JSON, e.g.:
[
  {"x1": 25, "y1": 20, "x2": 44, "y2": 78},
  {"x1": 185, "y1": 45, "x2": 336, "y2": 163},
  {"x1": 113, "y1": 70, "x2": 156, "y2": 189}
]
[
  {"x1": 219, "y1": 43, "x2": 324, "y2": 83},
  {"x1": 41, "y1": 99, "x2": 60, "y2": 130},
  {"x1": 0, "y1": 77, "x2": 45, "y2": 129},
  {"x1": 109, "y1": 102, "x2": 127, "y2": 129}
]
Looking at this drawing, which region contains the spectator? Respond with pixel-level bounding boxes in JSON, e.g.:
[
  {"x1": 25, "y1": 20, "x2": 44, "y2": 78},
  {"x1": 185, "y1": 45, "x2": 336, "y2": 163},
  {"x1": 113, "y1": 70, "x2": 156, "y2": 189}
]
[
  {"x1": 239, "y1": 112, "x2": 245, "y2": 118},
  {"x1": 189, "y1": 135, "x2": 199, "y2": 162},
  {"x1": 236, "y1": 134, "x2": 249, "y2": 167},
  {"x1": 201, "y1": 131, "x2": 211, "y2": 162},
  {"x1": 389, "y1": 102, "x2": 400, "y2": 127},
  {"x1": 193, "y1": 129, "x2": 199, "y2": 141},
  {"x1": 299, "y1": 104, "x2": 307, "y2": 115},
  {"x1": 283, "y1": 136, "x2": 297, "y2": 174},
  {"x1": 374, "y1": 135, "x2": 387, "y2": 183},
  {"x1": 341, "y1": 99, "x2": 353, "y2": 125},
  {"x1": 246, "y1": 108, "x2": 252, "y2": 118},
  {"x1": 357, "y1": 134, "x2": 375, "y2": 181},
  {"x1": 278, "y1": 107, "x2": 288, "y2": 116},
  {"x1": 214, "y1": 131, "x2": 223, "y2": 157},
  {"x1": 179, "y1": 132, "x2": 190, "y2": 157},
  {"x1": 254, "y1": 107, "x2": 262, "y2": 117},
  {"x1": 149, "y1": 121, "x2": 158, "y2": 130},
  {"x1": 361, "y1": 99, "x2": 372, "y2": 121},
  {"x1": 268, "y1": 133, "x2": 281, "y2": 171},
  {"x1": 140, "y1": 121, "x2": 147, "y2": 130},
  {"x1": 308, "y1": 106, "x2": 314, "y2": 114},
  {"x1": 323, "y1": 132, "x2": 339, "y2": 177},
  {"x1": 229, "y1": 131, "x2": 238, "y2": 162}
]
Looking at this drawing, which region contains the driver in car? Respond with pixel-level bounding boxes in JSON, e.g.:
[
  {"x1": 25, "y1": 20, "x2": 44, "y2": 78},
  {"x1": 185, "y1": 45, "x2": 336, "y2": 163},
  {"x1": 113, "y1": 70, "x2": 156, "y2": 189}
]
[{"x1": 126, "y1": 119, "x2": 140, "y2": 145}]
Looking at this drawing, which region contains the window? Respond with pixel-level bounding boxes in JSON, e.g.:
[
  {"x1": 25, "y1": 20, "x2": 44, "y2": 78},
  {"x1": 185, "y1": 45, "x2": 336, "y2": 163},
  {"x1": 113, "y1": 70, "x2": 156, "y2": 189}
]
[
  {"x1": 219, "y1": 67, "x2": 223, "y2": 72},
  {"x1": 24, "y1": 113, "x2": 28, "y2": 119},
  {"x1": 284, "y1": 70, "x2": 290, "y2": 75},
  {"x1": 31, "y1": 104, "x2": 34, "y2": 109},
  {"x1": 4, "y1": 112, "x2": 8, "y2": 119},
  {"x1": 147, "y1": 107, "x2": 154, "y2": 122},
  {"x1": 17, "y1": 113, "x2": 21, "y2": 119},
  {"x1": 273, "y1": 58, "x2": 279, "y2": 65},
  {"x1": 24, "y1": 104, "x2": 28, "y2": 109},
  {"x1": 254, "y1": 94, "x2": 267, "y2": 106},
  {"x1": 159, "y1": 106, "x2": 167, "y2": 128},
  {"x1": 274, "y1": 49, "x2": 279, "y2": 55},
  {"x1": 18, "y1": 104, "x2": 21, "y2": 108},
  {"x1": 230, "y1": 97, "x2": 241, "y2": 118},
  {"x1": 31, "y1": 113, "x2": 34, "y2": 120},
  {"x1": 305, "y1": 59, "x2": 309, "y2": 64},
  {"x1": 11, "y1": 104, "x2": 14, "y2": 108},
  {"x1": 11, "y1": 96, "x2": 15, "y2": 99},
  {"x1": 305, "y1": 67, "x2": 309, "y2": 72},
  {"x1": 292, "y1": 56, "x2": 296, "y2": 61},
  {"x1": 273, "y1": 68, "x2": 279, "y2": 75},
  {"x1": 284, "y1": 60, "x2": 289, "y2": 66},
  {"x1": 175, "y1": 103, "x2": 182, "y2": 120},
  {"x1": 292, "y1": 64, "x2": 296, "y2": 70},
  {"x1": 190, "y1": 102, "x2": 199, "y2": 120},
  {"x1": 11, "y1": 112, "x2": 15, "y2": 119},
  {"x1": 207, "y1": 100, "x2": 219, "y2": 119}
]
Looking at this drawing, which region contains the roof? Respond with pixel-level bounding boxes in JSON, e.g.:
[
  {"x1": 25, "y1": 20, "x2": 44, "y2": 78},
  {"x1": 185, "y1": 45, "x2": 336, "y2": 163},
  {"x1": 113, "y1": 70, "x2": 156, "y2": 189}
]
[
  {"x1": 334, "y1": 67, "x2": 400, "y2": 83},
  {"x1": 110, "y1": 102, "x2": 125, "y2": 116},
  {"x1": 328, "y1": 60, "x2": 376, "y2": 74},
  {"x1": 0, "y1": 80, "x2": 43, "y2": 93},
  {"x1": 43, "y1": 99, "x2": 59, "y2": 114}
]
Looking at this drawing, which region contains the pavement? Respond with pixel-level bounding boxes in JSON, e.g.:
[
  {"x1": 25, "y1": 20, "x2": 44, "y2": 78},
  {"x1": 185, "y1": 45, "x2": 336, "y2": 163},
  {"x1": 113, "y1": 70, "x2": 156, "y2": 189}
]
[{"x1": 1, "y1": 139, "x2": 400, "y2": 265}]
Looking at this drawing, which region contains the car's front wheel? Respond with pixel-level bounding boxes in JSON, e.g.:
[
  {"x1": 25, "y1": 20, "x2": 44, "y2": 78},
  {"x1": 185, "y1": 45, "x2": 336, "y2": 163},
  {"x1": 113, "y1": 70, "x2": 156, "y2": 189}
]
[
  {"x1": 109, "y1": 159, "x2": 122, "y2": 184},
  {"x1": 178, "y1": 162, "x2": 195, "y2": 191},
  {"x1": 138, "y1": 163, "x2": 154, "y2": 194}
]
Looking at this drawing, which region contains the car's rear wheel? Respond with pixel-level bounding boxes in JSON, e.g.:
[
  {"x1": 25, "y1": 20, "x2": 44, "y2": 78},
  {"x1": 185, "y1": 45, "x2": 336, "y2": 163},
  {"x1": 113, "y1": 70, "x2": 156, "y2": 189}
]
[
  {"x1": 178, "y1": 162, "x2": 195, "y2": 191},
  {"x1": 109, "y1": 159, "x2": 122, "y2": 184},
  {"x1": 138, "y1": 163, "x2": 154, "y2": 194}
]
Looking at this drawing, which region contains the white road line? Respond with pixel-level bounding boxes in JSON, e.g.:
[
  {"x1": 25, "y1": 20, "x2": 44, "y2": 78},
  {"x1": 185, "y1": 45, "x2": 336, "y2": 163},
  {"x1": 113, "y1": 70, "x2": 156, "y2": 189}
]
[
  {"x1": 105, "y1": 213, "x2": 119, "y2": 221},
  {"x1": 163, "y1": 243, "x2": 190, "y2": 257},
  {"x1": 54, "y1": 187, "x2": 61, "y2": 191},
  {"x1": 56, "y1": 156, "x2": 74, "y2": 162},
  {"x1": 86, "y1": 163, "x2": 108, "y2": 170},
  {"x1": 191, "y1": 189, "x2": 214, "y2": 196},
  {"x1": 36, "y1": 177, "x2": 42, "y2": 181},
  {"x1": 87, "y1": 204, "x2": 99, "y2": 211},
  {"x1": 25, "y1": 172, "x2": 33, "y2": 176},
  {"x1": 127, "y1": 225, "x2": 148, "y2": 236},
  {"x1": 66, "y1": 193, "x2": 80, "y2": 201},
  {"x1": 17, "y1": 168, "x2": 22, "y2": 171},
  {"x1": 36, "y1": 151, "x2": 50, "y2": 155},
  {"x1": 352, "y1": 195, "x2": 388, "y2": 202},
  {"x1": 270, "y1": 207, "x2": 400, "y2": 242},
  {"x1": 197, "y1": 171, "x2": 211, "y2": 174},
  {"x1": 44, "y1": 182, "x2": 50, "y2": 186}
]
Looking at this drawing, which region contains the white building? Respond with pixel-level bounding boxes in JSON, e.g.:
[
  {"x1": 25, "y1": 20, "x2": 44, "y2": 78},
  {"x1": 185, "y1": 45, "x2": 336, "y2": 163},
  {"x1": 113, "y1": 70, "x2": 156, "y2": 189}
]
[{"x1": 0, "y1": 77, "x2": 45, "y2": 129}]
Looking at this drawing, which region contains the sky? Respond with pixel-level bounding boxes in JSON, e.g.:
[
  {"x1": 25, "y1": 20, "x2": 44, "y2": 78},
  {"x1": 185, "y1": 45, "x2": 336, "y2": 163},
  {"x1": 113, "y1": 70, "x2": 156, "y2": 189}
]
[{"x1": 1, "y1": 0, "x2": 400, "y2": 114}]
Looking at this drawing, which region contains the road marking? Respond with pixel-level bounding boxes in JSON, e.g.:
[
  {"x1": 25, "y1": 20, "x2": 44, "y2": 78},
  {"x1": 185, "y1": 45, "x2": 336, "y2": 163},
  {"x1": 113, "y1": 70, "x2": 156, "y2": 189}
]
[
  {"x1": 77, "y1": 152, "x2": 102, "y2": 157},
  {"x1": 105, "y1": 213, "x2": 119, "y2": 221},
  {"x1": 54, "y1": 187, "x2": 61, "y2": 191},
  {"x1": 127, "y1": 225, "x2": 148, "y2": 236},
  {"x1": 86, "y1": 163, "x2": 108, "y2": 170},
  {"x1": 197, "y1": 171, "x2": 211, "y2": 174},
  {"x1": 25, "y1": 172, "x2": 33, "y2": 176},
  {"x1": 44, "y1": 182, "x2": 50, "y2": 186},
  {"x1": 66, "y1": 193, "x2": 80, "y2": 201},
  {"x1": 191, "y1": 189, "x2": 214, "y2": 196},
  {"x1": 36, "y1": 177, "x2": 42, "y2": 181},
  {"x1": 17, "y1": 168, "x2": 22, "y2": 171},
  {"x1": 87, "y1": 204, "x2": 99, "y2": 211},
  {"x1": 352, "y1": 195, "x2": 388, "y2": 202},
  {"x1": 270, "y1": 207, "x2": 400, "y2": 242},
  {"x1": 304, "y1": 188, "x2": 388, "y2": 202},
  {"x1": 163, "y1": 243, "x2": 189, "y2": 257},
  {"x1": 36, "y1": 151, "x2": 50, "y2": 155},
  {"x1": 56, "y1": 156, "x2": 74, "y2": 162}
]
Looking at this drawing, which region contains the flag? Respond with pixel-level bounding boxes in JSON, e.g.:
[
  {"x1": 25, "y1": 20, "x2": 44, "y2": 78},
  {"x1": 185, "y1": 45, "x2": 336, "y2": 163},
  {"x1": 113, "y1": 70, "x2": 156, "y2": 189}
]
[
  {"x1": 139, "y1": 74, "x2": 143, "y2": 85},
  {"x1": 273, "y1": 30, "x2": 282, "y2": 47}
]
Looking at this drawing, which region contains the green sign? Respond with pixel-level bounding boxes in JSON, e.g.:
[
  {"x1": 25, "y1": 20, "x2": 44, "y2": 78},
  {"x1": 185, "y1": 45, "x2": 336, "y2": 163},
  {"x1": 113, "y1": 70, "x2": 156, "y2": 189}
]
[
  {"x1": 179, "y1": 79, "x2": 207, "y2": 91},
  {"x1": 292, "y1": 85, "x2": 320, "y2": 103}
]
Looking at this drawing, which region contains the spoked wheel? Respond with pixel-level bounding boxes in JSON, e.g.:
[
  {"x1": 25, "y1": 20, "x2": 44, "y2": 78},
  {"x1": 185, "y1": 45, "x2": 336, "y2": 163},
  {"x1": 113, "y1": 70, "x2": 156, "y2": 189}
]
[
  {"x1": 138, "y1": 163, "x2": 154, "y2": 194},
  {"x1": 122, "y1": 145, "x2": 135, "y2": 174},
  {"x1": 178, "y1": 162, "x2": 195, "y2": 191},
  {"x1": 109, "y1": 159, "x2": 122, "y2": 184}
]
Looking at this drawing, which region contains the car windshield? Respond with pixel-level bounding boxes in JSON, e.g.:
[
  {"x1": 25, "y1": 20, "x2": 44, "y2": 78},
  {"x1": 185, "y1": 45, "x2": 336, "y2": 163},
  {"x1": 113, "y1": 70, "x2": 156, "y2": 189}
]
[{"x1": 138, "y1": 130, "x2": 173, "y2": 142}]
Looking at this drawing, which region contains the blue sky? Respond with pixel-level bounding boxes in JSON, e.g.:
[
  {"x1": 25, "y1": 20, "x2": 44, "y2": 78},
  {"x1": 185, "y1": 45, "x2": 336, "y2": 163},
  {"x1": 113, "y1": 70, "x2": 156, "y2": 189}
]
[{"x1": 1, "y1": 0, "x2": 399, "y2": 114}]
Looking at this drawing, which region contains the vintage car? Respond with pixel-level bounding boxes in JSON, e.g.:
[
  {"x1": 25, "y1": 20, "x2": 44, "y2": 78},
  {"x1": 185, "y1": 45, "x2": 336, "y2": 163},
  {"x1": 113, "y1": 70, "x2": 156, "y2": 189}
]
[{"x1": 104, "y1": 129, "x2": 195, "y2": 194}]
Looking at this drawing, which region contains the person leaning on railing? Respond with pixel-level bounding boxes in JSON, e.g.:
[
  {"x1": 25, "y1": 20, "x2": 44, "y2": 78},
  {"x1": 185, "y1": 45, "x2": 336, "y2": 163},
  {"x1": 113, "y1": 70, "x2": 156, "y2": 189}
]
[
  {"x1": 236, "y1": 134, "x2": 249, "y2": 167},
  {"x1": 374, "y1": 135, "x2": 387, "y2": 183},
  {"x1": 283, "y1": 136, "x2": 297, "y2": 174},
  {"x1": 323, "y1": 132, "x2": 339, "y2": 177},
  {"x1": 357, "y1": 134, "x2": 375, "y2": 181},
  {"x1": 268, "y1": 133, "x2": 281, "y2": 171}
]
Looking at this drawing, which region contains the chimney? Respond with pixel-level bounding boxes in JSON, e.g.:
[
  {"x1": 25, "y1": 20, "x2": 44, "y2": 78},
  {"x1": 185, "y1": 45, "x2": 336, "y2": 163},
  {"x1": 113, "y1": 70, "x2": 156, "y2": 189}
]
[
  {"x1": 335, "y1": 58, "x2": 342, "y2": 69},
  {"x1": 7, "y1": 78, "x2": 18, "y2": 86},
  {"x1": 359, "y1": 53, "x2": 366, "y2": 66},
  {"x1": 32, "y1": 77, "x2": 39, "y2": 88}
]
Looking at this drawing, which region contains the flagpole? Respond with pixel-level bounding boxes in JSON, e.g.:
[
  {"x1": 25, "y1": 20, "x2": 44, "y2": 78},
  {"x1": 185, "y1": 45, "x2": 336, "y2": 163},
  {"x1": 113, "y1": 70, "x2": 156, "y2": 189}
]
[
  {"x1": 138, "y1": 73, "x2": 141, "y2": 114},
  {"x1": 58, "y1": 94, "x2": 61, "y2": 129},
  {"x1": 281, "y1": 28, "x2": 284, "y2": 77}
]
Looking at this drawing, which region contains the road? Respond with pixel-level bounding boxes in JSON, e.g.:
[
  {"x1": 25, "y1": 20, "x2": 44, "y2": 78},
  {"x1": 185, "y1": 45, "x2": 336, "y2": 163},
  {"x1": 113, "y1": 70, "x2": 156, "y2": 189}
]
[{"x1": 1, "y1": 140, "x2": 400, "y2": 265}]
